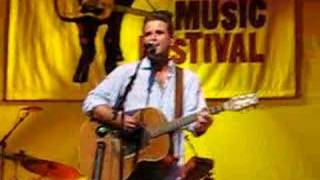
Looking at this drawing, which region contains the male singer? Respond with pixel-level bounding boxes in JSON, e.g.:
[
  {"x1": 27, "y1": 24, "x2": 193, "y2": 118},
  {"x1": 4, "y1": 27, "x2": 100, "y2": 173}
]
[{"x1": 83, "y1": 10, "x2": 213, "y2": 179}]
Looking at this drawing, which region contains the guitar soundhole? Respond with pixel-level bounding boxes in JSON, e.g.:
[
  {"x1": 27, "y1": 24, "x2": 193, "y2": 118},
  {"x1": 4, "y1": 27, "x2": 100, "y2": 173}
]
[{"x1": 121, "y1": 127, "x2": 146, "y2": 156}]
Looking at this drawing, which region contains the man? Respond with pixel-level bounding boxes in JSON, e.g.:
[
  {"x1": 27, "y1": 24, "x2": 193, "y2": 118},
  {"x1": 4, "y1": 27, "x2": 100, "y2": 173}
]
[{"x1": 82, "y1": 10, "x2": 212, "y2": 179}]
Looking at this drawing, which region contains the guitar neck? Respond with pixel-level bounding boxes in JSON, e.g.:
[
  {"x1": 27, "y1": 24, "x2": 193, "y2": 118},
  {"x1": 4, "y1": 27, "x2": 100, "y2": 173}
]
[
  {"x1": 208, "y1": 106, "x2": 224, "y2": 115},
  {"x1": 150, "y1": 106, "x2": 224, "y2": 138},
  {"x1": 114, "y1": 5, "x2": 152, "y2": 17},
  {"x1": 149, "y1": 93, "x2": 258, "y2": 138}
]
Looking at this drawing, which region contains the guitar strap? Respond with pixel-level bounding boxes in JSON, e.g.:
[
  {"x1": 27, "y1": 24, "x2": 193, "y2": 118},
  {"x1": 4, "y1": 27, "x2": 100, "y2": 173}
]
[
  {"x1": 168, "y1": 66, "x2": 183, "y2": 155},
  {"x1": 175, "y1": 66, "x2": 183, "y2": 119}
]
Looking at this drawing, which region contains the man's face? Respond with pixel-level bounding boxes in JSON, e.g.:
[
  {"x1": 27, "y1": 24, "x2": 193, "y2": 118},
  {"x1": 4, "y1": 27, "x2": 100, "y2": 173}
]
[{"x1": 143, "y1": 20, "x2": 173, "y2": 56}]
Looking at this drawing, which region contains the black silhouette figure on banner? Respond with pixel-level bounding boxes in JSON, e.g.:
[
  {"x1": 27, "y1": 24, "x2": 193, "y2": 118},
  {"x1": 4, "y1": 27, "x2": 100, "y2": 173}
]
[
  {"x1": 103, "y1": 0, "x2": 134, "y2": 74},
  {"x1": 54, "y1": 0, "x2": 134, "y2": 83}
]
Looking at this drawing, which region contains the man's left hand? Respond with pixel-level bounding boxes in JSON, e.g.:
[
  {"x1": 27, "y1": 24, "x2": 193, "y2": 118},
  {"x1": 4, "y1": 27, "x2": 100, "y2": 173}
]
[{"x1": 194, "y1": 110, "x2": 213, "y2": 136}]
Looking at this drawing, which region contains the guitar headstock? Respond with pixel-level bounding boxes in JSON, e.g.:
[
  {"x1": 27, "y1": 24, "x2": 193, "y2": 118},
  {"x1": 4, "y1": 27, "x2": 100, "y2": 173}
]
[{"x1": 222, "y1": 93, "x2": 259, "y2": 111}]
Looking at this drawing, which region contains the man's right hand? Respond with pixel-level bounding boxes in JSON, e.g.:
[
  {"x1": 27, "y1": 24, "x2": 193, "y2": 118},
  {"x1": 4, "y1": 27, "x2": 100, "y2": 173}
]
[
  {"x1": 119, "y1": 113, "x2": 140, "y2": 130},
  {"x1": 92, "y1": 105, "x2": 140, "y2": 130}
]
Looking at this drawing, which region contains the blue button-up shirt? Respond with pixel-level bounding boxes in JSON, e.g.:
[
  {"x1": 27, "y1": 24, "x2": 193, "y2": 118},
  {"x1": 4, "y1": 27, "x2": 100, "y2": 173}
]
[{"x1": 83, "y1": 57, "x2": 207, "y2": 164}]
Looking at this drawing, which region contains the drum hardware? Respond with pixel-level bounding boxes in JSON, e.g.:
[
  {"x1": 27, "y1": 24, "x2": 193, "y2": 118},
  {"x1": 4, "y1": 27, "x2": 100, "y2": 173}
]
[{"x1": 1, "y1": 150, "x2": 81, "y2": 179}]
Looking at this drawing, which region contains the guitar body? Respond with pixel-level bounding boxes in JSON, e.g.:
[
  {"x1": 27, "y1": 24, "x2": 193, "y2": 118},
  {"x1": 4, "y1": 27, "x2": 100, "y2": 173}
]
[
  {"x1": 79, "y1": 107, "x2": 171, "y2": 180},
  {"x1": 79, "y1": 94, "x2": 259, "y2": 179}
]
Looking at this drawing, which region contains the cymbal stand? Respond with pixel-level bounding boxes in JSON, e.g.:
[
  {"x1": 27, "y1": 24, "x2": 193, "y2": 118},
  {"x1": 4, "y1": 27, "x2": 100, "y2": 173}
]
[
  {"x1": 11, "y1": 157, "x2": 19, "y2": 180},
  {"x1": 0, "y1": 111, "x2": 30, "y2": 180}
]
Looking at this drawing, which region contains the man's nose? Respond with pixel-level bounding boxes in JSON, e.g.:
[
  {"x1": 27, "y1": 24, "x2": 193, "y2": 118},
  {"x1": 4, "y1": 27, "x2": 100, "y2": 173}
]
[{"x1": 150, "y1": 33, "x2": 158, "y2": 40}]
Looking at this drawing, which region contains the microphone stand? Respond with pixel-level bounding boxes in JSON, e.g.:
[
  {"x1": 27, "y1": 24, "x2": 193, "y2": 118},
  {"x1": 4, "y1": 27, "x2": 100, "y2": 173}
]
[
  {"x1": 113, "y1": 60, "x2": 142, "y2": 180},
  {"x1": 0, "y1": 111, "x2": 31, "y2": 180},
  {"x1": 92, "y1": 60, "x2": 142, "y2": 180},
  {"x1": 91, "y1": 125, "x2": 110, "y2": 180}
]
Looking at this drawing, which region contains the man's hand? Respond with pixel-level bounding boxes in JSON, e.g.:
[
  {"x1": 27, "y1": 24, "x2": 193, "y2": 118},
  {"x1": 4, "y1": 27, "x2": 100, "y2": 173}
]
[
  {"x1": 121, "y1": 114, "x2": 140, "y2": 130},
  {"x1": 92, "y1": 105, "x2": 139, "y2": 130},
  {"x1": 194, "y1": 110, "x2": 213, "y2": 136}
]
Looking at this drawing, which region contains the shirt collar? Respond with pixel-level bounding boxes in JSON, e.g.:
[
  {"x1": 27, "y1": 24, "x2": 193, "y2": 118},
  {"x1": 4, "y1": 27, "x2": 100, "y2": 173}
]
[{"x1": 140, "y1": 57, "x2": 176, "y2": 76}]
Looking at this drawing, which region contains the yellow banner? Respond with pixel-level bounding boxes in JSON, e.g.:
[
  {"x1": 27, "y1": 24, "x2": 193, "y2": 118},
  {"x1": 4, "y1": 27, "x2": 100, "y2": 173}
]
[
  {"x1": 169, "y1": 0, "x2": 296, "y2": 98},
  {"x1": 6, "y1": 0, "x2": 295, "y2": 100}
]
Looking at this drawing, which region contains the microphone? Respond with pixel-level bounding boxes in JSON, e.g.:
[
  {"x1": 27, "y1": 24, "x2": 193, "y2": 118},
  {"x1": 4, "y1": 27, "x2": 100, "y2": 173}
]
[
  {"x1": 144, "y1": 42, "x2": 156, "y2": 55},
  {"x1": 21, "y1": 106, "x2": 43, "y2": 111}
]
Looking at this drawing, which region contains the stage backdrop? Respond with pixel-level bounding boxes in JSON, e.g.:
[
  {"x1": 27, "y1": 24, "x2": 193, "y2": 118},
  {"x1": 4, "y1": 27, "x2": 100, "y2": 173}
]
[{"x1": 6, "y1": 0, "x2": 296, "y2": 100}]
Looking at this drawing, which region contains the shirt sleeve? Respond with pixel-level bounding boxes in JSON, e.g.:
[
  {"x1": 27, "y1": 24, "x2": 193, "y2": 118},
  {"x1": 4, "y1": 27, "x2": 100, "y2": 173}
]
[
  {"x1": 183, "y1": 70, "x2": 208, "y2": 135},
  {"x1": 183, "y1": 70, "x2": 207, "y2": 114},
  {"x1": 82, "y1": 65, "x2": 130, "y2": 116}
]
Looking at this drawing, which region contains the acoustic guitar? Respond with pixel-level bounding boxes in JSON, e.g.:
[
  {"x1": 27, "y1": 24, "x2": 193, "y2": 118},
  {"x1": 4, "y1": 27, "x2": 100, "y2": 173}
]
[{"x1": 79, "y1": 93, "x2": 258, "y2": 179}]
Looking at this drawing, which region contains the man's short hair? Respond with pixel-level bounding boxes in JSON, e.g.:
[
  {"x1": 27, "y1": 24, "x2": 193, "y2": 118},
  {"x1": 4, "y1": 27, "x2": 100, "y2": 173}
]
[{"x1": 143, "y1": 10, "x2": 174, "y2": 37}]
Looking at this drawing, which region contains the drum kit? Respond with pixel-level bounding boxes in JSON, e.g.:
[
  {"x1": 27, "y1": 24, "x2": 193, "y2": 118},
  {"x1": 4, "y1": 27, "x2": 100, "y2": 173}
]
[
  {"x1": 0, "y1": 150, "x2": 81, "y2": 179},
  {"x1": 0, "y1": 106, "x2": 82, "y2": 179}
]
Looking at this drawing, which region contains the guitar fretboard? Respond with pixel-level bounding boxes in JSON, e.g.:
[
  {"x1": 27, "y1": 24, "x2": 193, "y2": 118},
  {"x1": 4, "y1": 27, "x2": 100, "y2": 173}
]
[
  {"x1": 150, "y1": 114, "x2": 198, "y2": 138},
  {"x1": 149, "y1": 106, "x2": 223, "y2": 138}
]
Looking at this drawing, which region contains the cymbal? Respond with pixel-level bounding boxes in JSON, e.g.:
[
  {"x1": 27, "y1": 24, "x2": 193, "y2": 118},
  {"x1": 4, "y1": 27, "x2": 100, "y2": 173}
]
[
  {"x1": 21, "y1": 158, "x2": 81, "y2": 179},
  {"x1": 1, "y1": 151, "x2": 81, "y2": 179}
]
